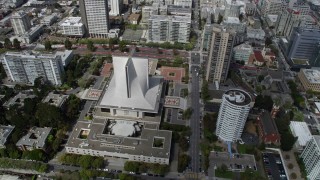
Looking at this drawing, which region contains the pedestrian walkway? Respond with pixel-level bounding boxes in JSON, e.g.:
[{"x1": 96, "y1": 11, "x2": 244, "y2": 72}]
[{"x1": 281, "y1": 150, "x2": 304, "y2": 180}]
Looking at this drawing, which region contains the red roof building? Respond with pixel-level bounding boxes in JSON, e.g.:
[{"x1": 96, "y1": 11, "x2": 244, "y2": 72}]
[{"x1": 257, "y1": 110, "x2": 281, "y2": 145}]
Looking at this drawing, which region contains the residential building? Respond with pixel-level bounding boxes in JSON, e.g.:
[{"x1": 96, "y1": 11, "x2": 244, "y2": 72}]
[
  {"x1": 141, "y1": 6, "x2": 158, "y2": 24},
  {"x1": 246, "y1": 27, "x2": 265, "y2": 42},
  {"x1": 16, "y1": 127, "x2": 52, "y2": 151},
  {"x1": 10, "y1": 11, "x2": 31, "y2": 35},
  {"x1": 110, "y1": 0, "x2": 123, "y2": 16},
  {"x1": 0, "y1": 125, "x2": 15, "y2": 148},
  {"x1": 298, "y1": 69, "x2": 320, "y2": 92},
  {"x1": 167, "y1": 5, "x2": 192, "y2": 16},
  {"x1": 128, "y1": 13, "x2": 141, "y2": 24},
  {"x1": 216, "y1": 89, "x2": 252, "y2": 142},
  {"x1": 245, "y1": 2, "x2": 256, "y2": 15},
  {"x1": 222, "y1": 17, "x2": 246, "y2": 33},
  {"x1": 260, "y1": 0, "x2": 283, "y2": 17},
  {"x1": 266, "y1": 14, "x2": 278, "y2": 27},
  {"x1": 288, "y1": 0, "x2": 310, "y2": 16},
  {"x1": 41, "y1": 13, "x2": 58, "y2": 26},
  {"x1": 3, "y1": 92, "x2": 36, "y2": 108},
  {"x1": 289, "y1": 121, "x2": 312, "y2": 151},
  {"x1": 233, "y1": 43, "x2": 253, "y2": 64},
  {"x1": 174, "y1": 0, "x2": 192, "y2": 7},
  {"x1": 204, "y1": 25, "x2": 235, "y2": 84},
  {"x1": 1, "y1": 51, "x2": 65, "y2": 85},
  {"x1": 79, "y1": 0, "x2": 110, "y2": 38},
  {"x1": 148, "y1": 15, "x2": 191, "y2": 43},
  {"x1": 66, "y1": 54, "x2": 172, "y2": 164},
  {"x1": 60, "y1": 17, "x2": 85, "y2": 37},
  {"x1": 301, "y1": 15, "x2": 320, "y2": 30},
  {"x1": 224, "y1": 0, "x2": 245, "y2": 18},
  {"x1": 10, "y1": 25, "x2": 44, "y2": 44},
  {"x1": 275, "y1": 8, "x2": 302, "y2": 38},
  {"x1": 287, "y1": 28, "x2": 320, "y2": 62},
  {"x1": 257, "y1": 111, "x2": 280, "y2": 145},
  {"x1": 42, "y1": 92, "x2": 68, "y2": 108},
  {"x1": 300, "y1": 135, "x2": 320, "y2": 180}
]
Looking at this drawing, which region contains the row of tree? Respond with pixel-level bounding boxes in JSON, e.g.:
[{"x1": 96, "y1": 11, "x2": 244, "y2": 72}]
[
  {"x1": 124, "y1": 161, "x2": 169, "y2": 175},
  {"x1": 59, "y1": 153, "x2": 105, "y2": 169},
  {"x1": 0, "y1": 38, "x2": 22, "y2": 50}
]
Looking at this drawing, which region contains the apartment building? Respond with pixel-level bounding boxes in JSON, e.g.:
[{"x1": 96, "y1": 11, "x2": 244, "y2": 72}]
[
  {"x1": 276, "y1": 8, "x2": 302, "y2": 38},
  {"x1": 148, "y1": 15, "x2": 191, "y2": 43},
  {"x1": 260, "y1": 0, "x2": 283, "y2": 17},
  {"x1": 110, "y1": 0, "x2": 123, "y2": 16},
  {"x1": 79, "y1": 0, "x2": 110, "y2": 38},
  {"x1": 216, "y1": 89, "x2": 252, "y2": 142},
  {"x1": 10, "y1": 11, "x2": 32, "y2": 35},
  {"x1": 300, "y1": 135, "x2": 320, "y2": 180},
  {"x1": 204, "y1": 25, "x2": 235, "y2": 84},
  {"x1": 298, "y1": 69, "x2": 320, "y2": 92},
  {"x1": 1, "y1": 51, "x2": 65, "y2": 85},
  {"x1": 60, "y1": 17, "x2": 85, "y2": 37}
]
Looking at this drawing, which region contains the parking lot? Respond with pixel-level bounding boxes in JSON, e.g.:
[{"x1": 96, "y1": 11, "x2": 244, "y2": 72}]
[
  {"x1": 262, "y1": 153, "x2": 287, "y2": 180},
  {"x1": 209, "y1": 152, "x2": 257, "y2": 172}
]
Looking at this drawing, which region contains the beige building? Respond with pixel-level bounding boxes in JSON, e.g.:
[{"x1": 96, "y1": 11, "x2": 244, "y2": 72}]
[
  {"x1": 205, "y1": 25, "x2": 235, "y2": 84},
  {"x1": 298, "y1": 69, "x2": 320, "y2": 92}
]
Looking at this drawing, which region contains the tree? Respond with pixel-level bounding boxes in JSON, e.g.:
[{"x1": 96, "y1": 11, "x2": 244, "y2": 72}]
[
  {"x1": 281, "y1": 132, "x2": 297, "y2": 151},
  {"x1": 92, "y1": 158, "x2": 104, "y2": 169},
  {"x1": 201, "y1": 80, "x2": 210, "y2": 102},
  {"x1": 119, "y1": 41, "x2": 127, "y2": 52},
  {"x1": 217, "y1": 14, "x2": 223, "y2": 24},
  {"x1": 179, "y1": 136, "x2": 189, "y2": 151},
  {"x1": 108, "y1": 38, "x2": 118, "y2": 50},
  {"x1": 13, "y1": 38, "x2": 21, "y2": 50},
  {"x1": 87, "y1": 40, "x2": 95, "y2": 51},
  {"x1": 265, "y1": 37, "x2": 273, "y2": 47},
  {"x1": 35, "y1": 103, "x2": 63, "y2": 127},
  {"x1": 64, "y1": 39, "x2": 72, "y2": 50},
  {"x1": 178, "y1": 154, "x2": 191, "y2": 172},
  {"x1": 4, "y1": 38, "x2": 12, "y2": 49},
  {"x1": 240, "y1": 168, "x2": 266, "y2": 180},
  {"x1": 124, "y1": 161, "x2": 140, "y2": 172},
  {"x1": 0, "y1": 42, "x2": 3, "y2": 48},
  {"x1": 45, "y1": 40, "x2": 52, "y2": 50},
  {"x1": 79, "y1": 155, "x2": 94, "y2": 169}
]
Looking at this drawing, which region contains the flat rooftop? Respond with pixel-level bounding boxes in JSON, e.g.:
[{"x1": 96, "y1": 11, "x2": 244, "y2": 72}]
[
  {"x1": 66, "y1": 119, "x2": 172, "y2": 158},
  {"x1": 3, "y1": 92, "x2": 36, "y2": 108},
  {"x1": 42, "y1": 92, "x2": 68, "y2": 107},
  {"x1": 16, "y1": 127, "x2": 51, "y2": 148},
  {"x1": 290, "y1": 121, "x2": 312, "y2": 147},
  {"x1": 0, "y1": 125, "x2": 14, "y2": 147},
  {"x1": 301, "y1": 69, "x2": 320, "y2": 84},
  {"x1": 160, "y1": 66, "x2": 185, "y2": 83},
  {"x1": 60, "y1": 17, "x2": 83, "y2": 27}
]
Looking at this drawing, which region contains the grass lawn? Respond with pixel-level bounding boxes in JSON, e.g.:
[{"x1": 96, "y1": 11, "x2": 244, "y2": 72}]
[
  {"x1": 237, "y1": 144, "x2": 255, "y2": 154},
  {"x1": 215, "y1": 169, "x2": 234, "y2": 179}
]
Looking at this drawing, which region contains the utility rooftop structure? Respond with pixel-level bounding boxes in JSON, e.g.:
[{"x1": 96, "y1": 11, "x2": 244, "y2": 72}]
[
  {"x1": 0, "y1": 125, "x2": 15, "y2": 148},
  {"x1": 16, "y1": 127, "x2": 52, "y2": 151},
  {"x1": 96, "y1": 55, "x2": 163, "y2": 119}
]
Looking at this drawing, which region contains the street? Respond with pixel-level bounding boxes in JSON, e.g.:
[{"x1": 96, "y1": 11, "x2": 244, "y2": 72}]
[{"x1": 189, "y1": 53, "x2": 201, "y2": 173}]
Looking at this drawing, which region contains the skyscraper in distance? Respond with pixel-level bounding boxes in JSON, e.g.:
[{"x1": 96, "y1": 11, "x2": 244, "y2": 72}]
[{"x1": 79, "y1": 0, "x2": 110, "y2": 38}]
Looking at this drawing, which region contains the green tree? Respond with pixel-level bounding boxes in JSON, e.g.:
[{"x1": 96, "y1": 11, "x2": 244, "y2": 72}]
[
  {"x1": 4, "y1": 38, "x2": 12, "y2": 49},
  {"x1": 35, "y1": 103, "x2": 63, "y2": 127},
  {"x1": 92, "y1": 158, "x2": 104, "y2": 169},
  {"x1": 87, "y1": 40, "x2": 95, "y2": 51},
  {"x1": 124, "y1": 161, "x2": 140, "y2": 172},
  {"x1": 13, "y1": 38, "x2": 21, "y2": 50},
  {"x1": 217, "y1": 14, "x2": 223, "y2": 24},
  {"x1": 64, "y1": 94, "x2": 81, "y2": 120},
  {"x1": 178, "y1": 154, "x2": 191, "y2": 172},
  {"x1": 265, "y1": 37, "x2": 273, "y2": 47},
  {"x1": 119, "y1": 41, "x2": 127, "y2": 52},
  {"x1": 179, "y1": 136, "x2": 189, "y2": 151},
  {"x1": 79, "y1": 155, "x2": 94, "y2": 169},
  {"x1": 281, "y1": 132, "x2": 297, "y2": 151},
  {"x1": 241, "y1": 168, "x2": 266, "y2": 180},
  {"x1": 201, "y1": 80, "x2": 210, "y2": 102},
  {"x1": 64, "y1": 39, "x2": 72, "y2": 50},
  {"x1": 108, "y1": 38, "x2": 118, "y2": 50},
  {"x1": 45, "y1": 40, "x2": 52, "y2": 50}
]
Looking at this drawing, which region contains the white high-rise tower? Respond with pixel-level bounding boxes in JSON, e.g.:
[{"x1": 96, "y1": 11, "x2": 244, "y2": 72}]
[
  {"x1": 216, "y1": 89, "x2": 252, "y2": 142},
  {"x1": 10, "y1": 11, "x2": 31, "y2": 35},
  {"x1": 110, "y1": 0, "x2": 123, "y2": 16}
]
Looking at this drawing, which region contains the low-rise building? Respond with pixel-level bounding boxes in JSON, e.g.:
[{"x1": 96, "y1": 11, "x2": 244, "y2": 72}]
[
  {"x1": 290, "y1": 121, "x2": 312, "y2": 151},
  {"x1": 60, "y1": 17, "x2": 85, "y2": 37},
  {"x1": 0, "y1": 125, "x2": 15, "y2": 148},
  {"x1": 3, "y1": 92, "x2": 36, "y2": 109},
  {"x1": 16, "y1": 127, "x2": 52, "y2": 151},
  {"x1": 233, "y1": 43, "x2": 253, "y2": 64},
  {"x1": 298, "y1": 69, "x2": 320, "y2": 92},
  {"x1": 42, "y1": 92, "x2": 68, "y2": 108},
  {"x1": 41, "y1": 13, "x2": 58, "y2": 26},
  {"x1": 66, "y1": 120, "x2": 172, "y2": 164},
  {"x1": 300, "y1": 135, "x2": 320, "y2": 180},
  {"x1": 128, "y1": 13, "x2": 141, "y2": 25},
  {"x1": 257, "y1": 110, "x2": 280, "y2": 145}
]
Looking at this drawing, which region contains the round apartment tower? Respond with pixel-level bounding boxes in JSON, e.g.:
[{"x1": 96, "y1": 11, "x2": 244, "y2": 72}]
[{"x1": 216, "y1": 89, "x2": 252, "y2": 143}]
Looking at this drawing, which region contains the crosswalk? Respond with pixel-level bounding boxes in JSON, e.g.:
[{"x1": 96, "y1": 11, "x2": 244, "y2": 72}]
[{"x1": 184, "y1": 172, "x2": 200, "y2": 179}]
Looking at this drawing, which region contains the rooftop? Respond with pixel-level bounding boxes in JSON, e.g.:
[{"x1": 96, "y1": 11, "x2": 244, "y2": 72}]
[
  {"x1": 66, "y1": 119, "x2": 172, "y2": 158},
  {"x1": 224, "y1": 89, "x2": 251, "y2": 106},
  {"x1": 267, "y1": 14, "x2": 278, "y2": 22},
  {"x1": 128, "y1": 13, "x2": 141, "y2": 21},
  {"x1": 301, "y1": 69, "x2": 320, "y2": 84},
  {"x1": 224, "y1": 17, "x2": 240, "y2": 24},
  {"x1": 289, "y1": 121, "x2": 312, "y2": 147},
  {"x1": 3, "y1": 92, "x2": 36, "y2": 108},
  {"x1": 254, "y1": 51, "x2": 264, "y2": 62},
  {"x1": 0, "y1": 125, "x2": 14, "y2": 147},
  {"x1": 60, "y1": 17, "x2": 83, "y2": 27},
  {"x1": 98, "y1": 56, "x2": 163, "y2": 112},
  {"x1": 42, "y1": 92, "x2": 68, "y2": 107},
  {"x1": 259, "y1": 111, "x2": 279, "y2": 135},
  {"x1": 313, "y1": 135, "x2": 320, "y2": 149},
  {"x1": 16, "y1": 127, "x2": 52, "y2": 149}
]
